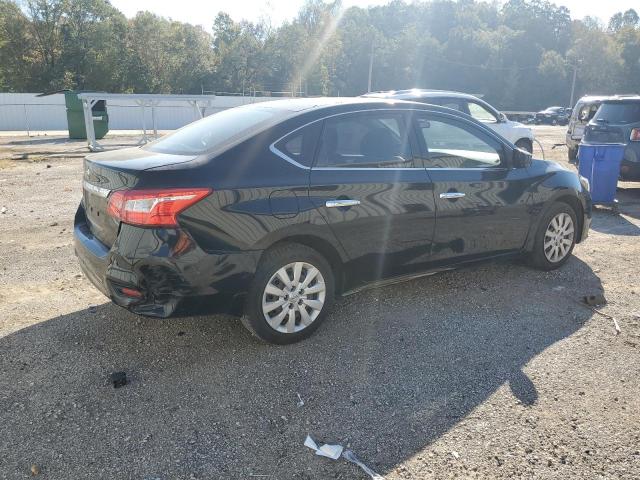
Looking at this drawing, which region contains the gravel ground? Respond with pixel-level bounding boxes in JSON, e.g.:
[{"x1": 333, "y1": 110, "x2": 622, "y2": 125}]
[{"x1": 0, "y1": 126, "x2": 639, "y2": 479}]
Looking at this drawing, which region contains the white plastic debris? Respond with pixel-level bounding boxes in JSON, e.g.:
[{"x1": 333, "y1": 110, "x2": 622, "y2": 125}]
[
  {"x1": 305, "y1": 435, "x2": 343, "y2": 459},
  {"x1": 296, "y1": 393, "x2": 305, "y2": 408},
  {"x1": 304, "y1": 435, "x2": 384, "y2": 479},
  {"x1": 342, "y1": 449, "x2": 385, "y2": 479}
]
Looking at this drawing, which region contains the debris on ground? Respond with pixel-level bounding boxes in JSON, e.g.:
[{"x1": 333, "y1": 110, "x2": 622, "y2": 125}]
[
  {"x1": 583, "y1": 294, "x2": 607, "y2": 306},
  {"x1": 304, "y1": 435, "x2": 384, "y2": 479},
  {"x1": 1, "y1": 206, "x2": 7, "y2": 214},
  {"x1": 342, "y1": 449, "x2": 385, "y2": 479},
  {"x1": 88, "y1": 305, "x2": 97, "y2": 313},
  {"x1": 110, "y1": 371, "x2": 128, "y2": 388},
  {"x1": 30, "y1": 464, "x2": 40, "y2": 476},
  {"x1": 304, "y1": 435, "x2": 343, "y2": 459},
  {"x1": 296, "y1": 392, "x2": 304, "y2": 407}
]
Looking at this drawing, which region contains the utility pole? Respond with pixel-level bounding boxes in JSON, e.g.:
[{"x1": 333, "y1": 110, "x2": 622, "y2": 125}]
[
  {"x1": 569, "y1": 63, "x2": 578, "y2": 107},
  {"x1": 367, "y1": 39, "x2": 374, "y2": 93}
]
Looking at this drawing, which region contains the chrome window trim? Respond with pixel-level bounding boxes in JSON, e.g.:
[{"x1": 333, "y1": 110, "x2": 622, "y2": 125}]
[{"x1": 269, "y1": 107, "x2": 510, "y2": 172}]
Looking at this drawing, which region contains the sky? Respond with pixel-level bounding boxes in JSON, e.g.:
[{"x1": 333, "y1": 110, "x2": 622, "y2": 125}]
[{"x1": 110, "y1": 0, "x2": 638, "y2": 31}]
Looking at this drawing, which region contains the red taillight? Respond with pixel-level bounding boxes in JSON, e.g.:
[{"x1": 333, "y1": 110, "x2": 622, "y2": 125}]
[
  {"x1": 630, "y1": 128, "x2": 640, "y2": 142},
  {"x1": 120, "y1": 287, "x2": 143, "y2": 298},
  {"x1": 107, "y1": 188, "x2": 211, "y2": 227}
]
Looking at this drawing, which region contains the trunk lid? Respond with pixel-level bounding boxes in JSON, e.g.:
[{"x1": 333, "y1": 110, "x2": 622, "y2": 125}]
[{"x1": 82, "y1": 147, "x2": 197, "y2": 246}]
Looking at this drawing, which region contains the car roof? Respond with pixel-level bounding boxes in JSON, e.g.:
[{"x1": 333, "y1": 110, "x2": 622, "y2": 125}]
[
  {"x1": 601, "y1": 95, "x2": 640, "y2": 104},
  {"x1": 362, "y1": 89, "x2": 484, "y2": 101},
  {"x1": 237, "y1": 96, "x2": 470, "y2": 119},
  {"x1": 578, "y1": 94, "x2": 640, "y2": 104}
]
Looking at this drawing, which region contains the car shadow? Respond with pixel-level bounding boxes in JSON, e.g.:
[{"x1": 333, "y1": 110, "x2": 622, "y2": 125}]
[
  {"x1": 0, "y1": 257, "x2": 601, "y2": 478},
  {"x1": 590, "y1": 185, "x2": 640, "y2": 236}
]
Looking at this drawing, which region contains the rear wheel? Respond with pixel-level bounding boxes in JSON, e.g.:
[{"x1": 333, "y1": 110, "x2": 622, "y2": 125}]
[
  {"x1": 241, "y1": 244, "x2": 334, "y2": 344},
  {"x1": 527, "y1": 203, "x2": 577, "y2": 271},
  {"x1": 515, "y1": 138, "x2": 533, "y2": 154}
]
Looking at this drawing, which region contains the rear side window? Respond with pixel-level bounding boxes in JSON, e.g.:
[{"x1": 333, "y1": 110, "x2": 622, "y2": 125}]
[
  {"x1": 418, "y1": 117, "x2": 502, "y2": 168},
  {"x1": 595, "y1": 102, "x2": 640, "y2": 124},
  {"x1": 315, "y1": 113, "x2": 414, "y2": 168},
  {"x1": 273, "y1": 122, "x2": 322, "y2": 167},
  {"x1": 145, "y1": 105, "x2": 279, "y2": 155}
]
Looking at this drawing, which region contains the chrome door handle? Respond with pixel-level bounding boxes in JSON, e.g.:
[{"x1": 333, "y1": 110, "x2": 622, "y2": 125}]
[
  {"x1": 439, "y1": 192, "x2": 466, "y2": 199},
  {"x1": 326, "y1": 199, "x2": 361, "y2": 208}
]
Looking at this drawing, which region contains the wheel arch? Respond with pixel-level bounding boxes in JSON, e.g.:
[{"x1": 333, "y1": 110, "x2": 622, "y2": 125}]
[
  {"x1": 259, "y1": 234, "x2": 346, "y2": 295},
  {"x1": 554, "y1": 194, "x2": 584, "y2": 242},
  {"x1": 524, "y1": 191, "x2": 585, "y2": 252}
]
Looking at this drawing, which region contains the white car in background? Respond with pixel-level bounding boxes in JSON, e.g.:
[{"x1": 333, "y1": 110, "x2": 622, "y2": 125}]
[{"x1": 363, "y1": 89, "x2": 536, "y2": 153}]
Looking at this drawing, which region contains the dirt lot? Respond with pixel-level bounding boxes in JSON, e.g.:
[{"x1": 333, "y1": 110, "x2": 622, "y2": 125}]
[{"x1": 1, "y1": 126, "x2": 639, "y2": 479}]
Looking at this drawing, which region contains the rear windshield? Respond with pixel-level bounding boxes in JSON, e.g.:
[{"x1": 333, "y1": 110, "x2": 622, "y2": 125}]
[
  {"x1": 595, "y1": 102, "x2": 640, "y2": 125},
  {"x1": 144, "y1": 105, "x2": 280, "y2": 155}
]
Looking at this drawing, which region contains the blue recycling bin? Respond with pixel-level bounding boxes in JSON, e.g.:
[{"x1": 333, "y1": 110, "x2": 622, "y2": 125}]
[{"x1": 577, "y1": 143, "x2": 625, "y2": 204}]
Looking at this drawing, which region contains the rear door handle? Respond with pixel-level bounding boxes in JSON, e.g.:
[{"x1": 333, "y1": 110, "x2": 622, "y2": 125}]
[
  {"x1": 439, "y1": 192, "x2": 466, "y2": 199},
  {"x1": 326, "y1": 199, "x2": 361, "y2": 208}
]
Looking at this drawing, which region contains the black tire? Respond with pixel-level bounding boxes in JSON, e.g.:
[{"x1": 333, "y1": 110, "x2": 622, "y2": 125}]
[
  {"x1": 241, "y1": 243, "x2": 335, "y2": 344},
  {"x1": 515, "y1": 138, "x2": 533, "y2": 154},
  {"x1": 527, "y1": 202, "x2": 578, "y2": 271}
]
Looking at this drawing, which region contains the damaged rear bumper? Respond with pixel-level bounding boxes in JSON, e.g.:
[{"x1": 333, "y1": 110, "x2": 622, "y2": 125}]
[{"x1": 73, "y1": 204, "x2": 261, "y2": 317}]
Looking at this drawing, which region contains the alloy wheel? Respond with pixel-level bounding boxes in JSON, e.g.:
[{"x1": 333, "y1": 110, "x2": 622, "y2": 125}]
[
  {"x1": 543, "y1": 212, "x2": 574, "y2": 263},
  {"x1": 261, "y1": 261, "x2": 326, "y2": 333}
]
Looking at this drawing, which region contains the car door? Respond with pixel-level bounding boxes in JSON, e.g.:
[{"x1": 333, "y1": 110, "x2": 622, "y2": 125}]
[
  {"x1": 413, "y1": 113, "x2": 532, "y2": 263},
  {"x1": 308, "y1": 110, "x2": 436, "y2": 285}
]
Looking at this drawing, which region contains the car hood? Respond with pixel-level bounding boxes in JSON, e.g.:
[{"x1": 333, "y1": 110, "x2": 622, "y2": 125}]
[{"x1": 504, "y1": 120, "x2": 533, "y2": 137}]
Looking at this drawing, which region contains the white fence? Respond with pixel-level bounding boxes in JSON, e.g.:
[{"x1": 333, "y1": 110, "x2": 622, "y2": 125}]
[{"x1": 0, "y1": 93, "x2": 289, "y2": 132}]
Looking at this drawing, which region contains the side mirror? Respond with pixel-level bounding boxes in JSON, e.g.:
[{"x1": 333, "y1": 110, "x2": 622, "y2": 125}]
[
  {"x1": 498, "y1": 113, "x2": 508, "y2": 123},
  {"x1": 513, "y1": 148, "x2": 532, "y2": 168}
]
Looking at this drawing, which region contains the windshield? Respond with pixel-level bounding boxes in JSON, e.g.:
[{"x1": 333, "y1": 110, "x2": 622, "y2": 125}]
[
  {"x1": 144, "y1": 105, "x2": 280, "y2": 155},
  {"x1": 595, "y1": 102, "x2": 640, "y2": 125}
]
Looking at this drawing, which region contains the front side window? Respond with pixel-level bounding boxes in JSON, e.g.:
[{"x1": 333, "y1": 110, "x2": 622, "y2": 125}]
[
  {"x1": 418, "y1": 117, "x2": 502, "y2": 168},
  {"x1": 315, "y1": 113, "x2": 413, "y2": 168},
  {"x1": 467, "y1": 102, "x2": 498, "y2": 123}
]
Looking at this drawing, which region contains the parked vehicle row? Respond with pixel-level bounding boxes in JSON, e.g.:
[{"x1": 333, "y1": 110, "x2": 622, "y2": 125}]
[
  {"x1": 582, "y1": 96, "x2": 640, "y2": 181},
  {"x1": 75, "y1": 98, "x2": 591, "y2": 344},
  {"x1": 534, "y1": 106, "x2": 570, "y2": 126}
]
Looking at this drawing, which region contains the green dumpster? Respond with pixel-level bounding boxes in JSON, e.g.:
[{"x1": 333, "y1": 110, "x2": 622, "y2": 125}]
[{"x1": 64, "y1": 90, "x2": 109, "y2": 140}]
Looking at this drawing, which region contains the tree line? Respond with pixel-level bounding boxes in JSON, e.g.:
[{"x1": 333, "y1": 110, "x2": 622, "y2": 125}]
[{"x1": 1, "y1": 0, "x2": 639, "y2": 110}]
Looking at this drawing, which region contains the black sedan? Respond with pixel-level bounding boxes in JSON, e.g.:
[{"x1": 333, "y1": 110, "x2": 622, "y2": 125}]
[
  {"x1": 534, "y1": 106, "x2": 570, "y2": 125},
  {"x1": 75, "y1": 98, "x2": 591, "y2": 344}
]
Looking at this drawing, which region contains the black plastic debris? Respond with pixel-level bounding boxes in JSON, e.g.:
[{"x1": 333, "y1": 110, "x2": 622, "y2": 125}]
[
  {"x1": 584, "y1": 294, "x2": 607, "y2": 306},
  {"x1": 88, "y1": 305, "x2": 97, "y2": 313},
  {"x1": 110, "y1": 371, "x2": 128, "y2": 388}
]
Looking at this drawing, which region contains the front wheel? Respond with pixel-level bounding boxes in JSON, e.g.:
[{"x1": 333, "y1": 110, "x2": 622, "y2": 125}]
[
  {"x1": 527, "y1": 203, "x2": 578, "y2": 271},
  {"x1": 241, "y1": 243, "x2": 335, "y2": 344}
]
